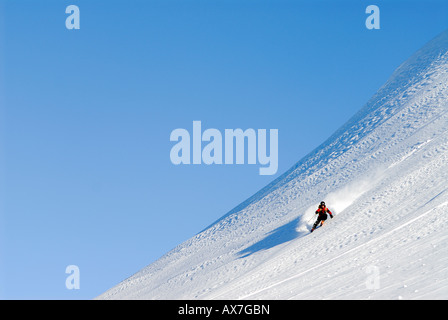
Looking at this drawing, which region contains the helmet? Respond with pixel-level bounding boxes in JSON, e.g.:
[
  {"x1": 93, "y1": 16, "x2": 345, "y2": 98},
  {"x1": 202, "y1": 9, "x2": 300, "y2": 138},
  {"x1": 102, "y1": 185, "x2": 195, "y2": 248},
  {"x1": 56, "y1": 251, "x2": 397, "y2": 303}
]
[{"x1": 320, "y1": 201, "x2": 326, "y2": 207}]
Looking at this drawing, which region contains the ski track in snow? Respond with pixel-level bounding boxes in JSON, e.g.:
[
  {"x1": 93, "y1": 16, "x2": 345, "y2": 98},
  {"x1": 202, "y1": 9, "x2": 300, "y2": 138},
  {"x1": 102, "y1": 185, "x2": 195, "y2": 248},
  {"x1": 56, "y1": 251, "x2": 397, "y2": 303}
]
[{"x1": 97, "y1": 29, "x2": 448, "y2": 300}]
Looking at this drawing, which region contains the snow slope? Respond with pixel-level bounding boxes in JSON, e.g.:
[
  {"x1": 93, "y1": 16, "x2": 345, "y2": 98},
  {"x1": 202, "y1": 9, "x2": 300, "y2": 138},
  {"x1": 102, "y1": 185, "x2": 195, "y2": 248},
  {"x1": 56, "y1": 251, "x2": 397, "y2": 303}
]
[{"x1": 97, "y1": 29, "x2": 448, "y2": 300}]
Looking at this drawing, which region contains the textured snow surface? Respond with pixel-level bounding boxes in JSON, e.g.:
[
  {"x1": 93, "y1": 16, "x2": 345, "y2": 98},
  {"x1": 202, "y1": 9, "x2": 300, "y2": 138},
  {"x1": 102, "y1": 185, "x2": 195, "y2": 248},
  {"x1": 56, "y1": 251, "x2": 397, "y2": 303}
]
[{"x1": 97, "y1": 29, "x2": 448, "y2": 300}]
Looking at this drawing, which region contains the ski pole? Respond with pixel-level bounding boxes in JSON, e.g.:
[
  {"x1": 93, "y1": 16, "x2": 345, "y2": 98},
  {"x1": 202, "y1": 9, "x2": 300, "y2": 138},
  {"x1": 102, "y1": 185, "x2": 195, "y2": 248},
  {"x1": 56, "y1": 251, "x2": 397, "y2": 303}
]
[{"x1": 306, "y1": 215, "x2": 315, "y2": 224}]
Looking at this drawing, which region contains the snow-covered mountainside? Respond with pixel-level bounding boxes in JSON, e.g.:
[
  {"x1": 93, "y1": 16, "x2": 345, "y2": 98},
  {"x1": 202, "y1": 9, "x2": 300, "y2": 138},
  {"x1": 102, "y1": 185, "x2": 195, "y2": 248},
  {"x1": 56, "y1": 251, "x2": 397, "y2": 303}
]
[{"x1": 98, "y1": 29, "x2": 448, "y2": 300}]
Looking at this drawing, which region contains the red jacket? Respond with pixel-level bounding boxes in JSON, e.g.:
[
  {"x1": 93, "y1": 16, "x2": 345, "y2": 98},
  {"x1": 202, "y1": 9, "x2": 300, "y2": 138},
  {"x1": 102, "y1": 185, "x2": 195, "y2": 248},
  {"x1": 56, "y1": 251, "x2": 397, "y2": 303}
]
[{"x1": 315, "y1": 206, "x2": 333, "y2": 219}]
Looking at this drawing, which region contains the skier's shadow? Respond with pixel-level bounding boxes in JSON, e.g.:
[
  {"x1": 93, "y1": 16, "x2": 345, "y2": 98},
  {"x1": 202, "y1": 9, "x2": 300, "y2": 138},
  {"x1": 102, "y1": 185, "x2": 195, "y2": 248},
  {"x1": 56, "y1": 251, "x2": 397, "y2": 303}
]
[{"x1": 238, "y1": 217, "x2": 303, "y2": 258}]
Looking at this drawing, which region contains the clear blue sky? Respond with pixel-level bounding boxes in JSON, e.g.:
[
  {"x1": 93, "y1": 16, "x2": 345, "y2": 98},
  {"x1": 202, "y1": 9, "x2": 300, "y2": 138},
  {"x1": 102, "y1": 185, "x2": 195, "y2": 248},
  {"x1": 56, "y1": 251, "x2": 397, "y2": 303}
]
[{"x1": 0, "y1": 0, "x2": 447, "y2": 299}]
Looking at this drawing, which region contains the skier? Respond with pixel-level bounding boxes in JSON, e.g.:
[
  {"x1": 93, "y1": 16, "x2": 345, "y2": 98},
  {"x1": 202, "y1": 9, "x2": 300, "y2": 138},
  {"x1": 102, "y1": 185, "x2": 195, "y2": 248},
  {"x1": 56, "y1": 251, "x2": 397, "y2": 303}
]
[{"x1": 310, "y1": 201, "x2": 333, "y2": 232}]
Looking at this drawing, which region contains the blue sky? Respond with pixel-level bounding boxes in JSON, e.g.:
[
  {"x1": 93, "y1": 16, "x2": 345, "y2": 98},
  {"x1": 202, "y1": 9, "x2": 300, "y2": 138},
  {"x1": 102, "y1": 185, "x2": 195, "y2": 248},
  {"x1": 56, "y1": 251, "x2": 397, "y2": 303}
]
[{"x1": 0, "y1": 0, "x2": 447, "y2": 299}]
